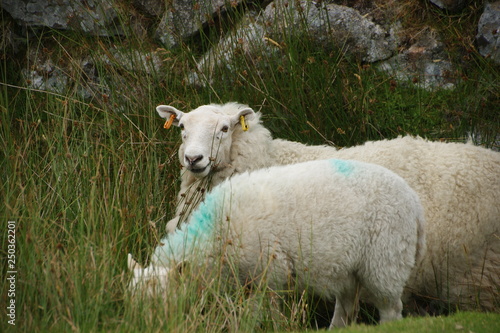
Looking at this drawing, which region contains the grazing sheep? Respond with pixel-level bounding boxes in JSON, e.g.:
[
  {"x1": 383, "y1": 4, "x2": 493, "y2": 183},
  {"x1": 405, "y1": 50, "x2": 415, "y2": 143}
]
[
  {"x1": 155, "y1": 102, "x2": 500, "y2": 310},
  {"x1": 130, "y1": 159, "x2": 426, "y2": 328}
]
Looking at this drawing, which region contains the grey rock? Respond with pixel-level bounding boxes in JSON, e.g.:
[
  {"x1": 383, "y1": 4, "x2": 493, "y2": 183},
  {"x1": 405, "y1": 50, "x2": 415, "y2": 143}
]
[
  {"x1": 1, "y1": 0, "x2": 120, "y2": 36},
  {"x1": 22, "y1": 53, "x2": 69, "y2": 94},
  {"x1": 378, "y1": 28, "x2": 456, "y2": 90},
  {"x1": 263, "y1": 0, "x2": 398, "y2": 63},
  {"x1": 188, "y1": 0, "x2": 400, "y2": 86},
  {"x1": 429, "y1": 0, "x2": 468, "y2": 12},
  {"x1": 101, "y1": 48, "x2": 164, "y2": 75},
  {"x1": 77, "y1": 58, "x2": 99, "y2": 100},
  {"x1": 155, "y1": 0, "x2": 242, "y2": 48},
  {"x1": 133, "y1": 0, "x2": 165, "y2": 17},
  {"x1": 187, "y1": 12, "x2": 268, "y2": 86},
  {"x1": 21, "y1": 44, "x2": 163, "y2": 100},
  {"x1": 476, "y1": 1, "x2": 500, "y2": 64},
  {"x1": 155, "y1": 11, "x2": 176, "y2": 48},
  {"x1": 21, "y1": 49, "x2": 100, "y2": 99}
]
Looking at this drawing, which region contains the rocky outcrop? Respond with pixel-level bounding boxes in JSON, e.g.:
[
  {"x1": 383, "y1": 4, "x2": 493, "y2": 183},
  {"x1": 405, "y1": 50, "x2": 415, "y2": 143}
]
[
  {"x1": 187, "y1": 0, "x2": 400, "y2": 86},
  {"x1": 429, "y1": 0, "x2": 468, "y2": 12},
  {"x1": 476, "y1": 1, "x2": 500, "y2": 64},
  {"x1": 1, "y1": 0, "x2": 496, "y2": 95},
  {"x1": 21, "y1": 44, "x2": 164, "y2": 102},
  {"x1": 264, "y1": 0, "x2": 399, "y2": 63},
  {"x1": 132, "y1": 0, "x2": 165, "y2": 17},
  {"x1": 379, "y1": 28, "x2": 456, "y2": 91},
  {"x1": 2, "y1": 0, "x2": 120, "y2": 36},
  {"x1": 155, "y1": 0, "x2": 243, "y2": 48},
  {"x1": 186, "y1": 11, "x2": 268, "y2": 86}
]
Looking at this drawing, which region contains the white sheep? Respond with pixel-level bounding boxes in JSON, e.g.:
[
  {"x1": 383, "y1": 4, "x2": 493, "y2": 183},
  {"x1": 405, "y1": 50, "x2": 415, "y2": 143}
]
[
  {"x1": 155, "y1": 102, "x2": 500, "y2": 310},
  {"x1": 129, "y1": 158, "x2": 426, "y2": 328}
]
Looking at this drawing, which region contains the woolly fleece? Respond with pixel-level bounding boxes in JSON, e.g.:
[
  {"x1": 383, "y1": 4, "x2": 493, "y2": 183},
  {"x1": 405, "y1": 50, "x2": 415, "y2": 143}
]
[{"x1": 148, "y1": 159, "x2": 426, "y2": 328}]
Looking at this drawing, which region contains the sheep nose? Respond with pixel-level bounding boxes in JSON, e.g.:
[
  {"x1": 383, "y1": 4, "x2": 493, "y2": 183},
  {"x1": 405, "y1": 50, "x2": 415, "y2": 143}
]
[{"x1": 185, "y1": 154, "x2": 203, "y2": 166}]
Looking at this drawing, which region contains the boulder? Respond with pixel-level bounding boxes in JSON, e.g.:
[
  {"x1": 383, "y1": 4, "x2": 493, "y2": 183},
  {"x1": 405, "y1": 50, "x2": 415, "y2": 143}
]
[
  {"x1": 188, "y1": 0, "x2": 400, "y2": 86},
  {"x1": 1, "y1": 0, "x2": 120, "y2": 36},
  {"x1": 155, "y1": 0, "x2": 243, "y2": 48},
  {"x1": 378, "y1": 28, "x2": 456, "y2": 90},
  {"x1": 22, "y1": 49, "x2": 69, "y2": 94},
  {"x1": 429, "y1": 0, "x2": 468, "y2": 12},
  {"x1": 263, "y1": 0, "x2": 398, "y2": 63},
  {"x1": 186, "y1": 12, "x2": 268, "y2": 86},
  {"x1": 3, "y1": 0, "x2": 477, "y2": 92},
  {"x1": 132, "y1": 0, "x2": 165, "y2": 17},
  {"x1": 476, "y1": 1, "x2": 500, "y2": 64},
  {"x1": 21, "y1": 45, "x2": 163, "y2": 100}
]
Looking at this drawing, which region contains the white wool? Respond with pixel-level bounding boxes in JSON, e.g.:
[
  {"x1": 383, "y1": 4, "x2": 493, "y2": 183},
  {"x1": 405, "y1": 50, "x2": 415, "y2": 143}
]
[
  {"x1": 156, "y1": 102, "x2": 500, "y2": 310},
  {"x1": 130, "y1": 159, "x2": 426, "y2": 328}
]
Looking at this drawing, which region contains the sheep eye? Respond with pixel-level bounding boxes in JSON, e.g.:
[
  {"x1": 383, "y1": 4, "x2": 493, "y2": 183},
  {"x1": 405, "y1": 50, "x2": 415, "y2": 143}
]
[
  {"x1": 179, "y1": 123, "x2": 185, "y2": 130},
  {"x1": 221, "y1": 125, "x2": 229, "y2": 133}
]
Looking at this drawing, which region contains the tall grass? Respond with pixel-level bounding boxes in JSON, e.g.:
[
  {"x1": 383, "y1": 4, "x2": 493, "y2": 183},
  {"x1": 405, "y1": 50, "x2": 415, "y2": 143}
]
[{"x1": 1, "y1": 2, "x2": 499, "y2": 331}]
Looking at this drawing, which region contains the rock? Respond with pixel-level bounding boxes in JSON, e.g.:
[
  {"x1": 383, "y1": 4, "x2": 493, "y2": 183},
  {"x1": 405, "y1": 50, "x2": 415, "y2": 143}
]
[
  {"x1": 263, "y1": 0, "x2": 398, "y2": 63},
  {"x1": 102, "y1": 48, "x2": 164, "y2": 76},
  {"x1": 154, "y1": 11, "x2": 176, "y2": 48},
  {"x1": 155, "y1": 0, "x2": 243, "y2": 48},
  {"x1": 188, "y1": 0, "x2": 400, "y2": 86},
  {"x1": 3, "y1": 0, "x2": 476, "y2": 92},
  {"x1": 21, "y1": 49, "x2": 105, "y2": 100},
  {"x1": 78, "y1": 58, "x2": 103, "y2": 101},
  {"x1": 1, "y1": 0, "x2": 120, "y2": 36},
  {"x1": 22, "y1": 50, "x2": 69, "y2": 94},
  {"x1": 20, "y1": 45, "x2": 163, "y2": 100},
  {"x1": 476, "y1": 1, "x2": 500, "y2": 64},
  {"x1": 132, "y1": 0, "x2": 165, "y2": 17},
  {"x1": 186, "y1": 12, "x2": 268, "y2": 86},
  {"x1": 378, "y1": 28, "x2": 456, "y2": 90},
  {"x1": 428, "y1": 0, "x2": 468, "y2": 12}
]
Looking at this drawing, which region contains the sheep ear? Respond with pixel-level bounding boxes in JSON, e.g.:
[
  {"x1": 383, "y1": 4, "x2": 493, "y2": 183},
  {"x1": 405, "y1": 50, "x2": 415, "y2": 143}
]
[
  {"x1": 127, "y1": 253, "x2": 142, "y2": 271},
  {"x1": 231, "y1": 107, "x2": 255, "y2": 131},
  {"x1": 156, "y1": 105, "x2": 184, "y2": 127}
]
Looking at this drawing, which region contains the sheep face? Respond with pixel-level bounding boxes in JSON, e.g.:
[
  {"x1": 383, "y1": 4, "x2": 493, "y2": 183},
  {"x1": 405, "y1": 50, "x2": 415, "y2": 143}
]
[{"x1": 156, "y1": 104, "x2": 254, "y2": 178}]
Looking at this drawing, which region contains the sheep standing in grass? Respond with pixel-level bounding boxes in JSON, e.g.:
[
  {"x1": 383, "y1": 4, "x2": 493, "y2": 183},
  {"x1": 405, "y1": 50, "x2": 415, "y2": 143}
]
[
  {"x1": 130, "y1": 159, "x2": 426, "y2": 328},
  {"x1": 155, "y1": 102, "x2": 500, "y2": 310}
]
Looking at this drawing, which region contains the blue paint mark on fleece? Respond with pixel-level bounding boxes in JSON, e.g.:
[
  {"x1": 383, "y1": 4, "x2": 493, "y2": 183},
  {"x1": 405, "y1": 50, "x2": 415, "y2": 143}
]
[
  {"x1": 329, "y1": 159, "x2": 355, "y2": 176},
  {"x1": 153, "y1": 188, "x2": 223, "y2": 265}
]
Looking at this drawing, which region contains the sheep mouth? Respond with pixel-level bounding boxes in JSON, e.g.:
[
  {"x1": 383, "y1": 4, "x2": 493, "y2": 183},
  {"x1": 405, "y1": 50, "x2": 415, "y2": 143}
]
[{"x1": 188, "y1": 165, "x2": 209, "y2": 174}]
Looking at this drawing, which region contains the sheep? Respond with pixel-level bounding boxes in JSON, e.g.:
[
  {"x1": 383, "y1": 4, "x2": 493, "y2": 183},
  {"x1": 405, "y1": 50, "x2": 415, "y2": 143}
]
[
  {"x1": 129, "y1": 158, "x2": 426, "y2": 328},
  {"x1": 155, "y1": 102, "x2": 500, "y2": 310}
]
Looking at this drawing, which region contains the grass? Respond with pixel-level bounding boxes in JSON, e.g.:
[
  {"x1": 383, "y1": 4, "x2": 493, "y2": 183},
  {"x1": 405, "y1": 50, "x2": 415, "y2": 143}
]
[
  {"x1": 341, "y1": 311, "x2": 500, "y2": 333},
  {"x1": 1, "y1": 1, "x2": 499, "y2": 331}
]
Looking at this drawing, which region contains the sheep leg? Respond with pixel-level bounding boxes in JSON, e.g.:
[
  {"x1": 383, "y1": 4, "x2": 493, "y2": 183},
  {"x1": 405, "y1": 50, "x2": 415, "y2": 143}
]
[{"x1": 329, "y1": 284, "x2": 359, "y2": 329}]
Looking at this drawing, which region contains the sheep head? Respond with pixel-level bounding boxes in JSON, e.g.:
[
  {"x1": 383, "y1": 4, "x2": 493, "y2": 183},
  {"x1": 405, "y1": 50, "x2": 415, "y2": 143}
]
[
  {"x1": 127, "y1": 254, "x2": 192, "y2": 297},
  {"x1": 156, "y1": 103, "x2": 255, "y2": 178},
  {"x1": 127, "y1": 253, "x2": 170, "y2": 296}
]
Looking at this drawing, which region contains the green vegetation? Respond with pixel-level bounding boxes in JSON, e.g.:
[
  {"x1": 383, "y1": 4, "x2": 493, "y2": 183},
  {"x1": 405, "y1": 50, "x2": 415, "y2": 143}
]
[
  {"x1": 341, "y1": 312, "x2": 500, "y2": 333},
  {"x1": 1, "y1": 2, "x2": 499, "y2": 331}
]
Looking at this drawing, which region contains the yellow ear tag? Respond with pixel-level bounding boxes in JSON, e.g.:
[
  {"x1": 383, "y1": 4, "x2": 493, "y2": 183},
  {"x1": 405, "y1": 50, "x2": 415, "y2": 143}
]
[
  {"x1": 164, "y1": 114, "x2": 176, "y2": 129},
  {"x1": 240, "y1": 115, "x2": 249, "y2": 131}
]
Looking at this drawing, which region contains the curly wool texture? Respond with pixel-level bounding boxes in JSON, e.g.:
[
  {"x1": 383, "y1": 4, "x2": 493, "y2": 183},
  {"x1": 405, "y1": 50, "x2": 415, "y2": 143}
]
[
  {"x1": 148, "y1": 159, "x2": 425, "y2": 328},
  {"x1": 158, "y1": 102, "x2": 500, "y2": 309}
]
